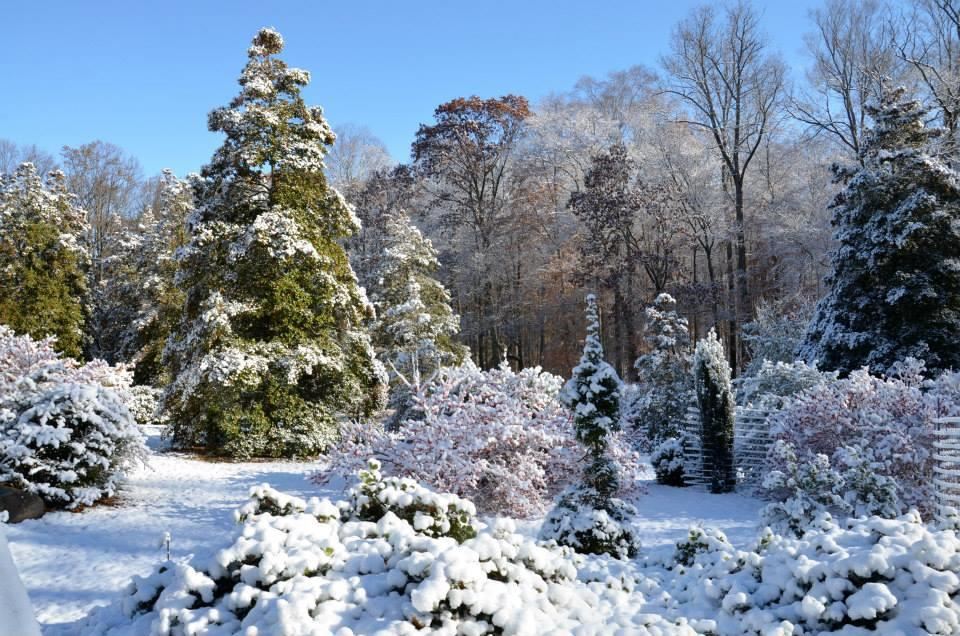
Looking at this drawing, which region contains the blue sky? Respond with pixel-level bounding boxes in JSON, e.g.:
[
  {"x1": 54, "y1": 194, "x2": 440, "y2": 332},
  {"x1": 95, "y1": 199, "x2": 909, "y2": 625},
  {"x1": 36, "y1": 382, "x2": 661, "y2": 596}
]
[{"x1": 2, "y1": 0, "x2": 825, "y2": 177}]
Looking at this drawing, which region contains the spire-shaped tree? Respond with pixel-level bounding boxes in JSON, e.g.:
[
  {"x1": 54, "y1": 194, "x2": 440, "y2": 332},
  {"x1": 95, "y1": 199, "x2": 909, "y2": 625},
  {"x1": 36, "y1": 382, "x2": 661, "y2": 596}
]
[
  {"x1": 801, "y1": 87, "x2": 960, "y2": 375},
  {"x1": 0, "y1": 163, "x2": 88, "y2": 358},
  {"x1": 162, "y1": 28, "x2": 386, "y2": 458},
  {"x1": 693, "y1": 329, "x2": 736, "y2": 493},
  {"x1": 541, "y1": 294, "x2": 638, "y2": 558}
]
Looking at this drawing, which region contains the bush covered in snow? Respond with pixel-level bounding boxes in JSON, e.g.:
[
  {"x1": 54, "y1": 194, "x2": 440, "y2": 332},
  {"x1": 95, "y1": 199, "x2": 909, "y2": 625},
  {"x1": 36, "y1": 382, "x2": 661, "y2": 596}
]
[
  {"x1": 650, "y1": 511, "x2": 960, "y2": 635},
  {"x1": 0, "y1": 327, "x2": 146, "y2": 508},
  {"x1": 650, "y1": 436, "x2": 686, "y2": 487},
  {"x1": 318, "y1": 361, "x2": 642, "y2": 518},
  {"x1": 66, "y1": 463, "x2": 960, "y2": 635},
  {"x1": 71, "y1": 463, "x2": 692, "y2": 636},
  {"x1": 127, "y1": 385, "x2": 164, "y2": 426},
  {"x1": 737, "y1": 359, "x2": 837, "y2": 410},
  {"x1": 761, "y1": 359, "x2": 960, "y2": 528}
]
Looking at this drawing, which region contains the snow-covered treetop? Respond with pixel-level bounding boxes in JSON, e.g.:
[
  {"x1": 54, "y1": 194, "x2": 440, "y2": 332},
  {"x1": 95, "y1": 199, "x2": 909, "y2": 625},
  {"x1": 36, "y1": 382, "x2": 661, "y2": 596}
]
[
  {"x1": 693, "y1": 328, "x2": 731, "y2": 396},
  {"x1": 562, "y1": 294, "x2": 622, "y2": 452}
]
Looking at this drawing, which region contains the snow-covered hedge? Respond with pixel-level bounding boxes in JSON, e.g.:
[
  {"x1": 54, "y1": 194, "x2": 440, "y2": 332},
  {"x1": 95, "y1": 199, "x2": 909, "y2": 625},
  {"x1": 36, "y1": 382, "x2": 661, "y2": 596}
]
[
  {"x1": 66, "y1": 466, "x2": 960, "y2": 635},
  {"x1": 317, "y1": 362, "x2": 642, "y2": 518},
  {"x1": 761, "y1": 359, "x2": 960, "y2": 528},
  {"x1": 0, "y1": 327, "x2": 147, "y2": 508},
  {"x1": 650, "y1": 511, "x2": 960, "y2": 635},
  {"x1": 72, "y1": 461, "x2": 691, "y2": 636}
]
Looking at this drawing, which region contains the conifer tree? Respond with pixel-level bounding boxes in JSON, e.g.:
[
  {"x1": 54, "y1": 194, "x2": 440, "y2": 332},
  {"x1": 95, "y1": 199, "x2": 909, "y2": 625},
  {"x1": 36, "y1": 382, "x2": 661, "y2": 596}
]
[
  {"x1": 629, "y1": 293, "x2": 693, "y2": 442},
  {"x1": 0, "y1": 163, "x2": 88, "y2": 358},
  {"x1": 801, "y1": 87, "x2": 960, "y2": 375},
  {"x1": 109, "y1": 170, "x2": 192, "y2": 384},
  {"x1": 371, "y1": 211, "x2": 467, "y2": 383},
  {"x1": 541, "y1": 294, "x2": 638, "y2": 558},
  {"x1": 162, "y1": 28, "x2": 386, "y2": 458},
  {"x1": 693, "y1": 329, "x2": 736, "y2": 493},
  {"x1": 370, "y1": 211, "x2": 467, "y2": 424}
]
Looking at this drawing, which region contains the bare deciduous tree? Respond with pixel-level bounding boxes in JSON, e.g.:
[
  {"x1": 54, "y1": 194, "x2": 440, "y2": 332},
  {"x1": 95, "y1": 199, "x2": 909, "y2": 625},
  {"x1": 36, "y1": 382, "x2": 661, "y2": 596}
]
[{"x1": 661, "y1": 1, "x2": 785, "y2": 373}]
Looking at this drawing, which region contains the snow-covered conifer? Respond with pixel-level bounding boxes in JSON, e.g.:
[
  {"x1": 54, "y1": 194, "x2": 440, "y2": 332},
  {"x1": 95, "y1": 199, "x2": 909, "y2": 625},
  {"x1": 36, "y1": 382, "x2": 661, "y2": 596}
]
[
  {"x1": 369, "y1": 211, "x2": 467, "y2": 421},
  {"x1": 693, "y1": 329, "x2": 736, "y2": 493},
  {"x1": 801, "y1": 87, "x2": 960, "y2": 375},
  {"x1": 97, "y1": 171, "x2": 191, "y2": 383},
  {"x1": 629, "y1": 293, "x2": 693, "y2": 443},
  {"x1": 0, "y1": 327, "x2": 147, "y2": 509},
  {"x1": 0, "y1": 163, "x2": 88, "y2": 358},
  {"x1": 541, "y1": 294, "x2": 639, "y2": 558},
  {"x1": 162, "y1": 28, "x2": 386, "y2": 458}
]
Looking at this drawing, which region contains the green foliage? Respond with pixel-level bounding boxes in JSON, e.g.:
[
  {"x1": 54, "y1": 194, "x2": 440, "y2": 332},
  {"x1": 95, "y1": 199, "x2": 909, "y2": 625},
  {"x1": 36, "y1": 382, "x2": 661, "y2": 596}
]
[
  {"x1": 350, "y1": 459, "x2": 478, "y2": 543},
  {"x1": 630, "y1": 293, "x2": 694, "y2": 443},
  {"x1": 544, "y1": 294, "x2": 638, "y2": 558},
  {"x1": 693, "y1": 330, "x2": 736, "y2": 494},
  {"x1": 0, "y1": 164, "x2": 88, "y2": 358},
  {"x1": 801, "y1": 87, "x2": 960, "y2": 375},
  {"x1": 162, "y1": 29, "x2": 386, "y2": 458}
]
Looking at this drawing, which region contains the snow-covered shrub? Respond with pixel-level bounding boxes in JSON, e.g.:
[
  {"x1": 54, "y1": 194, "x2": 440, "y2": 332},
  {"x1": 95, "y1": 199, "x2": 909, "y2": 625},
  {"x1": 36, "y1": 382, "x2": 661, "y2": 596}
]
[
  {"x1": 1, "y1": 384, "x2": 146, "y2": 508},
  {"x1": 654, "y1": 511, "x2": 960, "y2": 635},
  {"x1": 737, "y1": 359, "x2": 837, "y2": 409},
  {"x1": 318, "y1": 361, "x2": 642, "y2": 518},
  {"x1": 760, "y1": 440, "x2": 850, "y2": 536},
  {"x1": 763, "y1": 359, "x2": 957, "y2": 521},
  {"x1": 348, "y1": 459, "x2": 477, "y2": 542},
  {"x1": 650, "y1": 436, "x2": 686, "y2": 487},
  {"x1": 127, "y1": 385, "x2": 163, "y2": 426},
  {"x1": 541, "y1": 294, "x2": 639, "y2": 558},
  {"x1": 672, "y1": 526, "x2": 734, "y2": 567},
  {"x1": 72, "y1": 466, "x2": 694, "y2": 636},
  {"x1": 0, "y1": 327, "x2": 146, "y2": 509}
]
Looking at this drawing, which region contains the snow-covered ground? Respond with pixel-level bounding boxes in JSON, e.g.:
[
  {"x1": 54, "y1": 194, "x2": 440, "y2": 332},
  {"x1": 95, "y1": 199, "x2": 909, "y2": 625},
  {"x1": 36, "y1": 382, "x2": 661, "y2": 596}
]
[{"x1": 4, "y1": 428, "x2": 763, "y2": 631}]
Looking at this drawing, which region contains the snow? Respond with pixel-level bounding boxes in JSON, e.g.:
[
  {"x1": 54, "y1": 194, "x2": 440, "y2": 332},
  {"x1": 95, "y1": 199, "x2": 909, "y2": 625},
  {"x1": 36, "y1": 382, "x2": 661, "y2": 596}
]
[
  {"x1": 5, "y1": 429, "x2": 764, "y2": 632},
  {"x1": 0, "y1": 526, "x2": 41, "y2": 636},
  {"x1": 4, "y1": 427, "x2": 325, "y2": 627}
]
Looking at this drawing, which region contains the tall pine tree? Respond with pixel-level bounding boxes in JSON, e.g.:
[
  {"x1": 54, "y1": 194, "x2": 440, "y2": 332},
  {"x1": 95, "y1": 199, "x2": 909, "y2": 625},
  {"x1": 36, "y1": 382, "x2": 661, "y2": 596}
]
[
  {"x1": 801, "y1": 87, "x2": 960, "y2": 375},
  {"x1": 0, "y1": 163, "x2": 88, "y2": 358},
  {"x1": 163, "y1": 28, "x2": 386, "y2": 458}
]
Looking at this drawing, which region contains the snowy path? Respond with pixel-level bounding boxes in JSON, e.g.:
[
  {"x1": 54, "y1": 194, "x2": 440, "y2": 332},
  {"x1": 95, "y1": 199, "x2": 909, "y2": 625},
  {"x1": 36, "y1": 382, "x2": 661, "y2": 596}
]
[{"x1": 4, "y1": 430, "x2": 764, "y2": 630}]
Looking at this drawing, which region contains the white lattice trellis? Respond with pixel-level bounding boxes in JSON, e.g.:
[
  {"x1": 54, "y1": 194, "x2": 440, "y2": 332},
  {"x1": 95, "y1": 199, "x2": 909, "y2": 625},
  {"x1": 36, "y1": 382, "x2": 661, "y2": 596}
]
[
  {"x1": 933, "y1": 416, "x2": 960, "y2": 525},
  {"x1": 682, "y1": 405, "x2": 772, "y2": 490}
]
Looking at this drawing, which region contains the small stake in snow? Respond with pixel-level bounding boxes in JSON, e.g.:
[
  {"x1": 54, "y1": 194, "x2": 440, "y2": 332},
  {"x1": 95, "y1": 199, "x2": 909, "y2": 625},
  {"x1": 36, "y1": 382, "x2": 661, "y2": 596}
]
[{"x1": 161, "y1": 531, "x2": 171, "y2": 561}]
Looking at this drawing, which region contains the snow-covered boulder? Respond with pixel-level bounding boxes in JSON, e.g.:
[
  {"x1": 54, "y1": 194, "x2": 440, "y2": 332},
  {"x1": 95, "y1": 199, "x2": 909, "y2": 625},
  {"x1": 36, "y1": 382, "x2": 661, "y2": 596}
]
[{"x1": 0, "y1": 486, "x2": 45, "y2": 523}]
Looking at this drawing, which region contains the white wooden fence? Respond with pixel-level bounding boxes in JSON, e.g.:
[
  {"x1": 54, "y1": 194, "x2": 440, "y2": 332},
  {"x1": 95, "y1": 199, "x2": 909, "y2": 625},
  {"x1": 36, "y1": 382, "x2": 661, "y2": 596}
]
[
  {"x1": 682, "y1": 405, "x2": 772, "y2": 490},
  {"x1": 933, "y1": 417, "x2": 960, "y2": 526}
]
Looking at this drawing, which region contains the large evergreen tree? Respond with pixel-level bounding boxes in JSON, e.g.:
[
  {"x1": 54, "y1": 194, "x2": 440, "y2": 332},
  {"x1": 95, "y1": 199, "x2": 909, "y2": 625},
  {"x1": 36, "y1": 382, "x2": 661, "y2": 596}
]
[
  {"x1": 801, "y1": 87, "x2": 960, "y2": 375},
  {"x1": 0, "y1": 163, "x2": 88, "y2": 358},
  {"x1": 162, "y1": 28, "x2": 386, "y2": 458}
]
